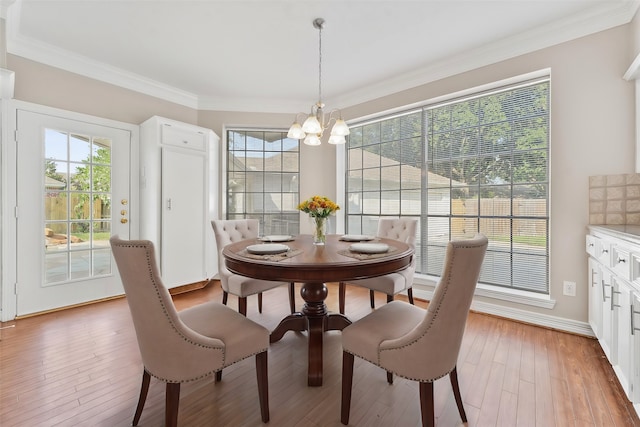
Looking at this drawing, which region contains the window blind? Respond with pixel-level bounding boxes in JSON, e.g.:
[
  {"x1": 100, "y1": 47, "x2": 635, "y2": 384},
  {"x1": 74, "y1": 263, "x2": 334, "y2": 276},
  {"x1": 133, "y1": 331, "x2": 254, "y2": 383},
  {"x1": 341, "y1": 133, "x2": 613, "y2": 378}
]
[
  {"x1": 226, "y1": 130, "x2": 301, "y2": 236},
  {"x1": 345, "y1": 77, "x2": 550, "y2": 293}
]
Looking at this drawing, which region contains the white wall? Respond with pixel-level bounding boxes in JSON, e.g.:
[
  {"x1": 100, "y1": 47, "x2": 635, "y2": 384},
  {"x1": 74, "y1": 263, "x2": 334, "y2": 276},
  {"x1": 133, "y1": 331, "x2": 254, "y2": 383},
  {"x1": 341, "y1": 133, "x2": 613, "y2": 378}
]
[
  {"x1": 4, "y1": 22, "x2": 636, "y2": 325},
  {"x1": 342, "y1": 24, "x2": 635, "y2": 325}
]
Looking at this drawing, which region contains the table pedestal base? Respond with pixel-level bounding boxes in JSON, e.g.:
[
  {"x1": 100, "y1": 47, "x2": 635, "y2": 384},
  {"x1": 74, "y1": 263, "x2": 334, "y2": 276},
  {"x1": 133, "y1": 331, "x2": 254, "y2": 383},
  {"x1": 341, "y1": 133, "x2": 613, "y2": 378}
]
[{"x1": 270, "y1": 282, "x2": 351, "y2": 386}]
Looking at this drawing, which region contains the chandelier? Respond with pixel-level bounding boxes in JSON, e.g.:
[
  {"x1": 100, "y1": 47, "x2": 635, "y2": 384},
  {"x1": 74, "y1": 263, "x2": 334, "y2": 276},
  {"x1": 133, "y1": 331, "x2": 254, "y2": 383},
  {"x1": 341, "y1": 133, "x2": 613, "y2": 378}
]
[{"x1": 287, "y1": 18, "x2": 350, "y2": 146}]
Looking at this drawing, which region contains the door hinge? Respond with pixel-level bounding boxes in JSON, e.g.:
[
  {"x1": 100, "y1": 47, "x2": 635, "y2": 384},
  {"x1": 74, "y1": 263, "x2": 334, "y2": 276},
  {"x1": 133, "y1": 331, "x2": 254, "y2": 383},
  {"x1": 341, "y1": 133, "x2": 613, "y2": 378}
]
[
  {"x1": 14, "y1": 129, "x2": 18, "y2": 142},
  {"x1": 14, "y1": 206, "x2": 18, "y2": 218},
  {"x1": 14, "y1": 282, "x2": 17, "y2": 295}
]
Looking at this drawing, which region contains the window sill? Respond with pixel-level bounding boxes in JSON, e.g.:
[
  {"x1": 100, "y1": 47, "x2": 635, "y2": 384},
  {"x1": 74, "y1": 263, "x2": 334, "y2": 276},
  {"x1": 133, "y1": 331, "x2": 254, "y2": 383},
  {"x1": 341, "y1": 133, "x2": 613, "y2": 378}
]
[{"x1": 412, "y1": 274, "x2": 556, "y2": 310}]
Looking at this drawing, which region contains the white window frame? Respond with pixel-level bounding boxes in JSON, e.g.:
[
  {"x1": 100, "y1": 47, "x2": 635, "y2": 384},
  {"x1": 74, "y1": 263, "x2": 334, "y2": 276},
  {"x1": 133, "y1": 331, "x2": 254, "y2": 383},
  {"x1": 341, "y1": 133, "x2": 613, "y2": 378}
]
[{"x1": 339, "y1": 69, "x2": 555, "y2": 309}]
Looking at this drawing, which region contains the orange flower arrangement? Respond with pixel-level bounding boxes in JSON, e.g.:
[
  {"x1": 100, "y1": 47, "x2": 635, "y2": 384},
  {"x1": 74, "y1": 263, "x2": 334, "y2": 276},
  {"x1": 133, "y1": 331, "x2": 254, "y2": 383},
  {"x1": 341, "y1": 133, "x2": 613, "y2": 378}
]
[
  {"x1": 298, "y1": 196, "x2": 339, "y2": 244},
  {"x1": 297, "y1": 195, "x2": 340, "y2": 218}
]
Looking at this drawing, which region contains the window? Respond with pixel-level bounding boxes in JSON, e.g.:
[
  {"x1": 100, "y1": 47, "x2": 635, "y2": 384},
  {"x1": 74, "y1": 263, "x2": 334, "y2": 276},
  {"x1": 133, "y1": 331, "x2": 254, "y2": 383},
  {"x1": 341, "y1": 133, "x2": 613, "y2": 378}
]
[
  {"x1": 345, "y1": 76, "x2": 550, "y2": 294},
  {"x1": 44, "y1": 130, "x2": 113, "y2": 284},
  {"x1": 226, "y1": 130, "x2": 300, "y2": 235}
]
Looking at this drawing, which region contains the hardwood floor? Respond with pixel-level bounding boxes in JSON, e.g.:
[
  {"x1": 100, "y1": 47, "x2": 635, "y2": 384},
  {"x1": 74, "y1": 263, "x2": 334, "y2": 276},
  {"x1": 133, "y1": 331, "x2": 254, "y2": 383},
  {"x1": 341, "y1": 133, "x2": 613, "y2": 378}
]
[{"x1": 1, "y1": 282, "x2": 638, "y2": 426}]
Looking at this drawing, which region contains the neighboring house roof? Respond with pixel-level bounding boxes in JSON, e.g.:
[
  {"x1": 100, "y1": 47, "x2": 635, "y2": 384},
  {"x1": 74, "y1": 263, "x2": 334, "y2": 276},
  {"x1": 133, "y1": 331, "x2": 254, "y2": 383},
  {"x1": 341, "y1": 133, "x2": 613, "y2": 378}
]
[
  {"x1": 232, "y1": 145, "x2": 462, "y2": 188},
  {"x1": 357, "y1": 148, "x2": 462, "y2": 188},
  {"x1": 233, "y1": 147, "x2": 299, "y2": 172},
  {"x1": 45, "y1": 176, "x2": 66, "y2": 189}
]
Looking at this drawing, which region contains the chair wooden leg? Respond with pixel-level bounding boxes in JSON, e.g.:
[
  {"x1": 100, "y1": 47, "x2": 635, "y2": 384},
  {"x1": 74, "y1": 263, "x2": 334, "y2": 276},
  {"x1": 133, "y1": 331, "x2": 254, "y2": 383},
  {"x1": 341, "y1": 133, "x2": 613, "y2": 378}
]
[
  {"x1": 239, "y1": 297, "x2": 247, "y2": 316},
  {"x1": 386, "y1": 371, "x2": 393, "y2": 384},
  {"x1": 215, "y1": 370, "x2": 222, "y2": 382},
  {"x1": 387, "y1": 294, "x2": 394, "y2": 303},
  {"x1": 419, "y1": 381, "x2": 435, "y2": 427},
  {"x1": 369, "y1": 290, "x2": 376, "y2": 309},
  {"x1": 132, "y1": 369, "x2": 150, "y2": 426},
  {"x1": 339, "y1": 282, "x2": 346, "y2": 314},
  {"x1": 289, "y1": 282, "x2": 296, "y2": 313},
  {"x1": 165, "y1": 382, "x2": 180, "y2": 427},
  {"x1": 408, "y1": 287, "x2": 415, "y2": 304},
  {"x1": 255, "y1": 351, "x2": 270, "y2": 423},
  {"x1": 222, "y1": 290, "x2": 228, "y2": 306},
  {"x1": 341, "y1": 351, "x2": 355, "y2": 425},
  {"x1": 450, "y1": 366, "x2": 467, "y2": 422},
  {"x1": 258, "y1": 292, "x2": 263, "y2": 313}
]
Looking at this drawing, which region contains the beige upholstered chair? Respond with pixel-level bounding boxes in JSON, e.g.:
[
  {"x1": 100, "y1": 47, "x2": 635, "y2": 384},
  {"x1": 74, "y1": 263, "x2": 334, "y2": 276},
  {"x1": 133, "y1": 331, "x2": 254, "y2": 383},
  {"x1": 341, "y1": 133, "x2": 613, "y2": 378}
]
[
  {"x1": 340, "y1": 234, "x2": 488, "y2": 427},
  {"x1": 338, "y1": 218, "x2": 418, "y2": 314},
  {"x1": 110, "y1": 236, "x2": 269, "y2": 427},
  {"x1": 211, "y1": 219, "x2": 295, "y2": 316}
]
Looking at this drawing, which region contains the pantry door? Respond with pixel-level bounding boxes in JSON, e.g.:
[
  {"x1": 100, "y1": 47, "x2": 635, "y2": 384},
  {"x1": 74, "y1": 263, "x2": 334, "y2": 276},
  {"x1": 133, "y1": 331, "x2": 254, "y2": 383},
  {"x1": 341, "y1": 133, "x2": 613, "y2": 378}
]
[{"x1": 16, "y1": 109, "x2": 132, "y2": 316}]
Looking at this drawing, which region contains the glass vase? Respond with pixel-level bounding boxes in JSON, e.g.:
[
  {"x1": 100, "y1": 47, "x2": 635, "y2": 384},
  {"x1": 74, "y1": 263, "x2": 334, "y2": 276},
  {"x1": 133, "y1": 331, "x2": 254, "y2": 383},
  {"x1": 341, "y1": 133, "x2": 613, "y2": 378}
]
[{"x1": 311, "y1": 216, "x2": 327, "y2": 245}]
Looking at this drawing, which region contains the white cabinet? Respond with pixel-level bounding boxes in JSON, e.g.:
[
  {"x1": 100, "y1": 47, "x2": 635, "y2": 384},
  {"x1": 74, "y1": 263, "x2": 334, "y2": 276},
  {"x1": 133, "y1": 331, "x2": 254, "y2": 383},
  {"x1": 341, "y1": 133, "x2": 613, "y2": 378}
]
[
  {"x1": 587, "y1": 225, "x2": 640, "y2": 415},
  {"x1": 140, "y1": 116, "x2": 219, "y2": 288},
  {"x1": 599, "y1": 266, "x2": 615, "y2": 360},
  {"x1": 588, "y1": 256, "x2": 602, "y2": 337},
  {"x1": 613, "y1": 277, "x2": 633, "y2": 396},
  {"x1": 632, "y1": 293, "x2": 640, "y2": 401}
]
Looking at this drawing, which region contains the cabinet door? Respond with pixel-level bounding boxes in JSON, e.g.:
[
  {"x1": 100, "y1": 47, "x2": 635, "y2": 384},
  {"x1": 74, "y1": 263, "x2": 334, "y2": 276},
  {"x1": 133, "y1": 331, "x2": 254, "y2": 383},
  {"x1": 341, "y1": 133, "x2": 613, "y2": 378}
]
[
  {"x1": 600, "y1": 267, "x2": 615, "y2": 361},
  {"x1": 613, "y1": 277, "x2": 632, "y2": 399},
  {"x1": 588, "y1": 258, "x2": 602, "y2": 338},
  {"x1": 161, "y1": 147, "x2": 207, "y2": 287},
  {"x1": 632, "y1": 293, "x2": 640, "y2": 403}
]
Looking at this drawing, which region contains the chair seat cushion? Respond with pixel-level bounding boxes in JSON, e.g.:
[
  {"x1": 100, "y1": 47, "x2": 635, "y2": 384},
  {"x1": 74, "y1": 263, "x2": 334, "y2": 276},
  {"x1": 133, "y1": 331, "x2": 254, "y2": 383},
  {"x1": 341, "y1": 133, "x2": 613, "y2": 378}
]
[
  {"x1": 179, "y1": 301, "x2": 269, "y2": 367},
  {"x1": 225, "y1": 274, "x2": 289, "y2": 298},
  {"x1": 346, "y1": 270, "x2": 408, "y2": 295},
  {"x1": 342, "y1": 300, "x2": 424, "y2": 365}
]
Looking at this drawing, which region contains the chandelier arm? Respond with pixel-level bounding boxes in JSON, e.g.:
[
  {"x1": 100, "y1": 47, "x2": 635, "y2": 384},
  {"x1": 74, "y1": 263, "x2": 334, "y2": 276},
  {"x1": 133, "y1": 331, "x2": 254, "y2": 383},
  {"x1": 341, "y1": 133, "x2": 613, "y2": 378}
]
[
  {"x1": 326, "y1": 109, "x2": 343, "y2": 122},
  {"x1": 293, "y1": 112, "x2": 308, "y2": 122}
]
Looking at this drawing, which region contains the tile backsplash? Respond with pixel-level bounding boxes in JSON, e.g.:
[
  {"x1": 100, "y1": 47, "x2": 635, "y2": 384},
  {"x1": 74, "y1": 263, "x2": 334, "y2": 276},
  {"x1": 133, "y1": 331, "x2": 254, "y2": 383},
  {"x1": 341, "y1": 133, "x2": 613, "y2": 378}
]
[{"x1": 589, "y1": 173, "x2": 640, "y2": 225}]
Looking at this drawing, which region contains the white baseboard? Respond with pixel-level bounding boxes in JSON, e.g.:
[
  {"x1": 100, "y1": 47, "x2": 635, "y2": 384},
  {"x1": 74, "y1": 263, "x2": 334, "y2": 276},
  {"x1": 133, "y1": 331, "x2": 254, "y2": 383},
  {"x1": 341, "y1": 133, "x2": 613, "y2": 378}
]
[{"x1": 410, "y1": 285, "x2": 595, "y2": 338}]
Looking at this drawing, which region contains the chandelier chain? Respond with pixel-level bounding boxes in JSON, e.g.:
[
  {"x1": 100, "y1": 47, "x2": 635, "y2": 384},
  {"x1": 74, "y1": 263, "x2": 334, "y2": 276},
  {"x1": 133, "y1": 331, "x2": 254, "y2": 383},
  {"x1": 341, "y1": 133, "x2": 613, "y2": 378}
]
[{"x1": 318, "y1": 22, "x2": 322, "y2": 105}]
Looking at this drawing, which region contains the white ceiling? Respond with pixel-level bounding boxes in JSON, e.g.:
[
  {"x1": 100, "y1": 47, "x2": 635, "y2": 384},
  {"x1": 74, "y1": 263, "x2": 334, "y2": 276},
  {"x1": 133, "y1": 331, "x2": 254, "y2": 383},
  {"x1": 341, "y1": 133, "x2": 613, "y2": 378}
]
[{"x1": 4, "y1": 0, "x2": 640, "y2": 113}]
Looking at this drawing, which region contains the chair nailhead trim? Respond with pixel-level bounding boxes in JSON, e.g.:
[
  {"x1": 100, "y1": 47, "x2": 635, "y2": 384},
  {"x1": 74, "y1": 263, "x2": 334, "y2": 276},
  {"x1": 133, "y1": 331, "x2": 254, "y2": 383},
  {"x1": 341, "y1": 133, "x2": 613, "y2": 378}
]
[
  {"x1": 374, "y1": 238, "x2": 486, "y2": 383},
  {"x1": 113, "y1": 241, "x2": 272, "y2": 384}
]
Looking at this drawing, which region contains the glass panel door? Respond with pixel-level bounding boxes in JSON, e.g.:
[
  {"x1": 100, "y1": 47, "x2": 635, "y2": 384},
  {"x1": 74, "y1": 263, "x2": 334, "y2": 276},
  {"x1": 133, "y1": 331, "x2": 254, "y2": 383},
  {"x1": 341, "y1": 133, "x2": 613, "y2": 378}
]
[{"x1": 16, "y1": 110, "x2": 131, "y2": 316}]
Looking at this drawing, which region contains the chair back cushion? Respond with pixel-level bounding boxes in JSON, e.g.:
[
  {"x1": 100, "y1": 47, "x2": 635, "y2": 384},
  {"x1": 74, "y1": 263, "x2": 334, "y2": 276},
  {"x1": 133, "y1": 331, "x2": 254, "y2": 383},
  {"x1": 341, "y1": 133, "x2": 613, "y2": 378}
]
[
  {"x1": 377, "y1": 218, "x2": 418, "y2": 245},
  {"x1": 379, "y1": 234, "x2": 488, "y2": 380},
  {"x1": 211, "y1": 219, "x2": 260, "y2": 285},
  {"x1": 110, "y1": 236, "x2": 225, "y2": 382}
]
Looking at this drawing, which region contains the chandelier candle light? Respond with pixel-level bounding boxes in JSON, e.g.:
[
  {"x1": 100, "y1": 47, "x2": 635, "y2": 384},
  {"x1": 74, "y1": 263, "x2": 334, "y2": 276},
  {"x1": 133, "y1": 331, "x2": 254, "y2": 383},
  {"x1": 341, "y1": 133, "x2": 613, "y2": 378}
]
[
  {"x1": 298, "y1": 195, "x2": 340, "y2": 245},
  {"x1": 287, "y1": 18, "x2": 350, "y2": 146}
]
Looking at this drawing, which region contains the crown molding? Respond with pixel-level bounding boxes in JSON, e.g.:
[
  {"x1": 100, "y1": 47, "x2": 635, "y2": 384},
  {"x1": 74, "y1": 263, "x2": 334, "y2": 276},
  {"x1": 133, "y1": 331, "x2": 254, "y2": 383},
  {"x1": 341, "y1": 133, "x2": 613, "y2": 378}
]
[
  {"x1": 331, "y1": 1, "x2": 640, "y2": 110},
  {"x1": 6, "y1": 0, "x2": 199, "y2": 108},
  {"x1": 6, "y1": 0, "x2": 640, "y2": 113}
]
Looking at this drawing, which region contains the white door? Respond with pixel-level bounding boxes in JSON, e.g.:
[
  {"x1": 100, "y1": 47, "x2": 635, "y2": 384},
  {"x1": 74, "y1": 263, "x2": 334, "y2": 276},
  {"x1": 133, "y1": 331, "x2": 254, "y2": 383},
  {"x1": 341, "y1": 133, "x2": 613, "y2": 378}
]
[
  {"x1": 16, "y1": 110, "x2": 132, "y2": 316},
  {"x1": 160, "y1": 147, "x2": 206, "y2": 286}
]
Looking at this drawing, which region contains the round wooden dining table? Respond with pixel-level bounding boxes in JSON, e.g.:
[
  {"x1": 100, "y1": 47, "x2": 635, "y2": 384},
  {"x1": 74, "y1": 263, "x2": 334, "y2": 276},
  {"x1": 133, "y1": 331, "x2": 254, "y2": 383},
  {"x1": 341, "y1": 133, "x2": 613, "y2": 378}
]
[{"x1": 222, "y1": 234, "x2": 414, "y2": 386}]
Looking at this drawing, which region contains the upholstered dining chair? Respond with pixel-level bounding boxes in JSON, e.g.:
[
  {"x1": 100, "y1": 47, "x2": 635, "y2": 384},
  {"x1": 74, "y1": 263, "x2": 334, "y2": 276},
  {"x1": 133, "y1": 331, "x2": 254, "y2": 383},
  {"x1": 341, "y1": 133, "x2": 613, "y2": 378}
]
[
  {"x1": 109, "y1": 236, "x2": 270, "y2": 427},
  {"x1": 338, "y1": 217, "x2": 418, "y2": 314},
  {"x1": 212, "y1": 219, "x2": 296, "y2": 316},
  {"x1": 340, "y1": 234, "x2": 488, "y2": 427}
]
